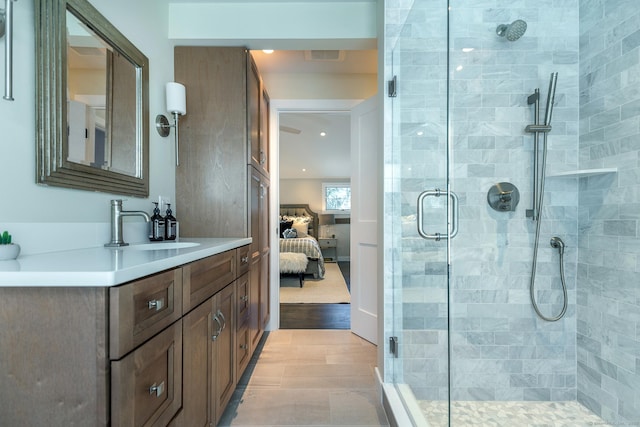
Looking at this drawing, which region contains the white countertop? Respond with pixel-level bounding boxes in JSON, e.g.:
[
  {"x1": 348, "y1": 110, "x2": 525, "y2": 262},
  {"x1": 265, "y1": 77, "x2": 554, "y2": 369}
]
[{"x1": 0, "y1": 238, "x2": 251, "y2": 287}]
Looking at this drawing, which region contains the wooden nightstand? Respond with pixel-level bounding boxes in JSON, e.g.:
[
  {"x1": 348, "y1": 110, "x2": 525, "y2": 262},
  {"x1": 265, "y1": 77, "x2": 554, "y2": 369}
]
[{"x1": 318, "y1": 238, "x2": 337, "y2": 262}]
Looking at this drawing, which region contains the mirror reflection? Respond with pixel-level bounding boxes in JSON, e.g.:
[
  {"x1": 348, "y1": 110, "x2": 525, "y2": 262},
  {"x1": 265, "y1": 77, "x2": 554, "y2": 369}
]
[
  {"x1": 35, "y1": 0, "x2": 149, "y2": 197},
  {"x1": 66, "y1": 10, "x2": 138, "y2": 177}
]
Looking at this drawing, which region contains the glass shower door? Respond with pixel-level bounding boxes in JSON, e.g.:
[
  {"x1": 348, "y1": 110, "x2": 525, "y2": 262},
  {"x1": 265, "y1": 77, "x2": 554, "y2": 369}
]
[{"x1": 388, "y1": 1, "x2": 452, "y2": 425}]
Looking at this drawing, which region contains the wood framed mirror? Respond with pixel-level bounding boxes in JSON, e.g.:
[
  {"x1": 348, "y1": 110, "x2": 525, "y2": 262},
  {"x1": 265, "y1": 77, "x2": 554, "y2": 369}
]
[{"x1": 35, "y1": 0, "x2": 149, "y2": 197}]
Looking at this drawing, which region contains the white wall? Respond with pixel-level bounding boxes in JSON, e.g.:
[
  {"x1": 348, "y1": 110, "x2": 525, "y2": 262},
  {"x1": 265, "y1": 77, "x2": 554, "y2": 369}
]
[{"x1": 0, "y1": 0, "x2": 175, "y2": 253}]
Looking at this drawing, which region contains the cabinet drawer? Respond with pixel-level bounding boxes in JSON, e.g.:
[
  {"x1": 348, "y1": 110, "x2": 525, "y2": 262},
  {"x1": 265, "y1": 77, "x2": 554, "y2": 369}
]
[
  {"x1": 318, "y1": 238, "x2": 336, "y2": 248},
  {"x1": 183, "y1": 250, "x2": 236, "y2": 313},
  {"x1": 236, "y1": 245, "x2": 250, "y2": 276},
  {"x1": 111, "y1": 320, "x2": 182, "y2": 427},
  {"x1": 110, "y1": 268, "x2": 183, "y2": 359},
  {"x1": 236, "y1": 272, "x2": 250, "y2": 325}
]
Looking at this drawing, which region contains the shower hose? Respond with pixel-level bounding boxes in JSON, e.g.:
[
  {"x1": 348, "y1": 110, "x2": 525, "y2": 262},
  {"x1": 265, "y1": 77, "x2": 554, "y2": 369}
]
[{"x1": 530, "y1": 132, "x2": 568, "y2": 322}]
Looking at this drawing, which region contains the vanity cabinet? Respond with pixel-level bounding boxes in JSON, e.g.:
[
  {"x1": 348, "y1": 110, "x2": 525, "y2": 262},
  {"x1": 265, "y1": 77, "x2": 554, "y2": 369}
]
[
  {"x1": 236, "y1": 271, "x2": 252, "y2": 377},
  {"x1": 175, "y1": 45, "x2": 271, "y2": 359},
  {"x1": 174, "y1": 46, "x2": 271, "y2": 239},
  {"x1": 249, "y1": 166, "x2": 271, "y2": 349},
  {"x1": 182, "y1": 279, "x2": 236, "y2": 426},
  {"x1": 175, "y1": 46, "x2": 249, "y2": 239},
  {"x1": 0, "y1": 244, "x2": 254, "y2": 427},
  {"x1": 248, "y1": 57, "x2": 270, "y2": 178}
]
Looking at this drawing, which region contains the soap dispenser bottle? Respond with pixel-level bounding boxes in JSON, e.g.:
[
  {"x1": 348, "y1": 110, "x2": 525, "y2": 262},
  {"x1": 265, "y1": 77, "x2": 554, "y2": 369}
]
[
  {"x1": 149, "y1": 202, "x2": 165, "y2": 241},
  {"x1": 164, "y1": 203, "x2": 177, "y2": 240}
]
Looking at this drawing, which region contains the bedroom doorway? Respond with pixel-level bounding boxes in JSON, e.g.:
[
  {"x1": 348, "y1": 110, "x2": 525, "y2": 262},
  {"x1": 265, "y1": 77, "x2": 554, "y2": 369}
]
[{"x1": 277, "y1": 110, "x2": 353, "y2": 329}]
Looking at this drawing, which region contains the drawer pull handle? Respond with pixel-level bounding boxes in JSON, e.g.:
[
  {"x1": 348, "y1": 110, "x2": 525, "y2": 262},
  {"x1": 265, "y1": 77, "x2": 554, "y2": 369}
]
[
  {"x1": 212, "y1": 314, "x2": 222, "y2": 341},
  {"x1": 241, "y1": 256, "x2": 249, "y2": 264},
  {"x1": 240, "y1": 344, "x2": 248, "y2": 350},
  {"x1": 148, "y1": 298, "x2": 164, "y2": 311},
  {"x1": 149, "y1": 382, "x2": 165, "y2": 397},
  {"x1": 241, "y1": 295, "x2": 248, "y2": 302}
]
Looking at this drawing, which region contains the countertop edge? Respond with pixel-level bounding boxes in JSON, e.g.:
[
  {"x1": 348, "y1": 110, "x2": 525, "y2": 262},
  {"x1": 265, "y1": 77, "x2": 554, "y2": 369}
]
[{"x1": 0, "y1": 237, "x2": 252, "y2": 287}]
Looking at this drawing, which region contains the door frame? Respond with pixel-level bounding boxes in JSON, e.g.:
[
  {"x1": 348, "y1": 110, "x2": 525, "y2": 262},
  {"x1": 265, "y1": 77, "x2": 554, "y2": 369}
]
[{"x1": 268, "y1": 98, "x2": 364, "y2": 331}]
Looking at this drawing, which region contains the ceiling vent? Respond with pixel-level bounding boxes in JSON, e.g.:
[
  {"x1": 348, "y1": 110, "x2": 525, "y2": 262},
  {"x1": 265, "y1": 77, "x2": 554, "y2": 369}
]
[{"x1": 304, "y1": 50, "x2": 345, "y2": 62}]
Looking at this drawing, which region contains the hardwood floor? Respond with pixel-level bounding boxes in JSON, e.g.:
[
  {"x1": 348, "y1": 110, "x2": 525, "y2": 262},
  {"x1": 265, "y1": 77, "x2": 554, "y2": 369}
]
[
  {"x1": 218, "y1": 330, "x2": 389, "y2": 426},
  {"x1": 279, "y1": 261, "x2": 350, "y2": 329}
]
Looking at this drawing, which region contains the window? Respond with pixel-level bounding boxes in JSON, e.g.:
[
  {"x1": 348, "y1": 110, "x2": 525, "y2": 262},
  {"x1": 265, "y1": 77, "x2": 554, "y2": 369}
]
[{"x1": 322, "y1": 183, "x2": 351, "y2": 213}]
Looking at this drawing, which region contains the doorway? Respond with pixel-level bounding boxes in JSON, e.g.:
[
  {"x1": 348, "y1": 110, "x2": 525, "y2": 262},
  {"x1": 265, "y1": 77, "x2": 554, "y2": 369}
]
[
  {"x1": 269, "y1": 99, "x2": 363, "y2": 332},
  {"x1": 278, "y1": 111, "x2": 352, "y2": 329}
]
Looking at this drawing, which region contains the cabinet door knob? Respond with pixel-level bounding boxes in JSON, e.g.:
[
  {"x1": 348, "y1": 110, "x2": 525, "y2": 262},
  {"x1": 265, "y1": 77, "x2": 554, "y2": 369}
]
[
  {"x1": 241, "y1": 295, "x2": 248, "y2": 302},
  {"x1": 241, "y1": 256, "x2": 249, "y2": 264},
  {"x1": 149, "y1": 381, "x2": 165, "y2": 397},
  {"x1": 148, "y1": 298, "x2": 164, "y2": 311},
  {"x1": 240, "y1": 344, "x2": 248, "y2": 350}
]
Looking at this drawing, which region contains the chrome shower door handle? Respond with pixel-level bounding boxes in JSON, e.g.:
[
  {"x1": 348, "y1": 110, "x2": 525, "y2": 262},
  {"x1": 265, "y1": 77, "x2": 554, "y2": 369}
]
[{"x1": 416, "y1": 189, "x2": 459, "y2": 241}]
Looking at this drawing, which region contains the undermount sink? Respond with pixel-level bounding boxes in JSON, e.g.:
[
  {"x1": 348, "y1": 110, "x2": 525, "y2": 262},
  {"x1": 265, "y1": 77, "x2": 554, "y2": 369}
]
[{"x1": 127, "y1": 242, "x2": 201, "y2": 250}]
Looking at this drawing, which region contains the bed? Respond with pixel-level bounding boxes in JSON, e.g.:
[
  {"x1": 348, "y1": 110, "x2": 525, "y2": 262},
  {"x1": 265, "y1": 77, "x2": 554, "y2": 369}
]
[{"x1": 279, "y1": 204, "x2": 326, "y2": 279}]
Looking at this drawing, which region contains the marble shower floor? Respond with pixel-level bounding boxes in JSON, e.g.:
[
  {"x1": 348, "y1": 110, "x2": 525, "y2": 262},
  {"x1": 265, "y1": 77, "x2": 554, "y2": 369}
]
[
  {"x1": 218, "y1": 329, "x2": 389, "y2": 427},
  {"x1": 419, "y1": 400, "x2": 613, "y2": 427}
]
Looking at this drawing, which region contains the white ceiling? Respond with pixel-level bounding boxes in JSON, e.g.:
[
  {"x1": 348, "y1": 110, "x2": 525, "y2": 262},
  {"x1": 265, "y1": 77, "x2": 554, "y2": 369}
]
[
  {"x1": 252, "y1": 49, "x2": 377, "y2": 180},
  {"x1": 279, "y1": 112, "x2": 351, "y2": 180}
]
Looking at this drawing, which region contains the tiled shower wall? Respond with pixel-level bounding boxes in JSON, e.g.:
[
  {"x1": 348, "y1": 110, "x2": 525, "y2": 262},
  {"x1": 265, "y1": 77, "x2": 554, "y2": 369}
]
[
  {"x1": 577, "y1": 0, "x2": 640, "y2": 423},
  {"x1": 448, "y1": 0, "x2": 580, "y2": 402}
]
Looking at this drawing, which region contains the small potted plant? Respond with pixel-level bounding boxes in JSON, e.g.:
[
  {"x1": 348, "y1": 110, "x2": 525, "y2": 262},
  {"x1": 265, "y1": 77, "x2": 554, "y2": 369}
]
[{"x1": 0, "y1": 231, "x2": 20, "y2": 260}]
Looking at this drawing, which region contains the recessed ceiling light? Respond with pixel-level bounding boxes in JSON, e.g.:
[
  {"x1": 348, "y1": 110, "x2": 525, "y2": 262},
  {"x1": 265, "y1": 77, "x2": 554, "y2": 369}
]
[
  {"x1": 462, "y1": 48, "x2": 474, "y2": 53},
  {"x1": 320, "y1": 131, "x2": 326, "y2": 136},
  {"x1": 302, "y1": 168, "x2": 306, "y2": 172},
  {"x1": 456, "y1": 65, "x2": 463, "y2": 71},
  {"x1": 417, "y1": 131, "x2": 424, "y2": 136},
  {"x1": 262, "y1": 49, "x2": 274, "y2": 54}
]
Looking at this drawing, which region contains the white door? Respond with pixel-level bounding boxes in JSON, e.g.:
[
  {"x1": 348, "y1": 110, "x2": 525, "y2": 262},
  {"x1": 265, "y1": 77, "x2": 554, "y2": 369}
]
[{"x1": 350, "y1": 95, "x2": 379, "y2": 344}]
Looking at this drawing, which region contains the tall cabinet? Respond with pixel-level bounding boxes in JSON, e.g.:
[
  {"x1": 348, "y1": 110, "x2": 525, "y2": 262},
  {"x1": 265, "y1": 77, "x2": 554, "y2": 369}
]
[{"x1": 175, "y1": 46, "x2": 271, "y2": 385}]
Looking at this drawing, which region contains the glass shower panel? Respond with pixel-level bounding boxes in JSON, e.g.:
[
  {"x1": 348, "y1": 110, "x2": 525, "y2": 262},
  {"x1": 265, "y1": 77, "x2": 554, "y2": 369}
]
[
  {"x1": 388, "y1": 0, "x2": 638, "y2": 425},
  {"x1": 389, "y1": 1, "x2": 451, "y2": 425}
]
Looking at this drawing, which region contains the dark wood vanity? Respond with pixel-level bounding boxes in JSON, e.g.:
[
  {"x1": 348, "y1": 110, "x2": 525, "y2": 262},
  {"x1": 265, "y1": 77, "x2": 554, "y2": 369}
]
[{"x1": 0, "y1": 244, "x2": 259, "y2": 426}]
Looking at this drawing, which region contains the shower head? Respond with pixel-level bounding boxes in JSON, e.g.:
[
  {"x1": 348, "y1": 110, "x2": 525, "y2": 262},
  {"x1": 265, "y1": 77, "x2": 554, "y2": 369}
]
[{"x1": 496, "y1": 19, "x2": 527, "y2": 41}]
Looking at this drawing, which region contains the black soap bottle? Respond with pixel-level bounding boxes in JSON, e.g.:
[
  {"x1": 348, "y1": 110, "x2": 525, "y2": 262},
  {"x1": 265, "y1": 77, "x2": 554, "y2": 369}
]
[
  {"x1": 164, "y1": 203, "x2": 177, "y2": 241},
  {"x1": 149, "y1": 202, "x2": 165, "y2": 241}
]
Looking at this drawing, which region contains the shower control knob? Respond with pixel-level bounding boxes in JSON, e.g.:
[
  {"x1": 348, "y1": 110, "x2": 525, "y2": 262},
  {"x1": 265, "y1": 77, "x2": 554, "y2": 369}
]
[{"x1": 488, "y1": 182, "x2": 520, "y2": 212}]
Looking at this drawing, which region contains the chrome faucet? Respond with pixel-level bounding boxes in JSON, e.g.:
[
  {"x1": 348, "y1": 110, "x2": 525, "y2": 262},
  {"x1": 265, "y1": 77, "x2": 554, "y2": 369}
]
[{"x1": 105, "y1": 199, "x2": 151, "y2": 247}]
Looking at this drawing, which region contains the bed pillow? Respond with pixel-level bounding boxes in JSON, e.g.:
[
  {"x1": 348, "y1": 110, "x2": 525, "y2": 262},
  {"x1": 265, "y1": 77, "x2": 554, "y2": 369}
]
[
  {"x1": 291, "y1": 220, "x2": 309, "y2": 237},
  {"x1": 280, "y1": 220, "x2": 294, "y2": 238},
  {"x1": 283, "y1": 228, "x2": 297, "y2": 238}
]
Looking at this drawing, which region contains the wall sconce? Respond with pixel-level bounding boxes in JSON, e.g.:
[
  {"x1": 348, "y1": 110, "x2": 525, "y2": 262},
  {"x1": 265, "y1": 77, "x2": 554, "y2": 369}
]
[
  {"x1": 1, "y1": 0, "x2": 17, "y2": 101},
  {"x1": 156, "y1": 82, "x2": 186, "y2": 166},
  {"x1": 319, "y1": 214, "x2": 336, "y2": 238}
]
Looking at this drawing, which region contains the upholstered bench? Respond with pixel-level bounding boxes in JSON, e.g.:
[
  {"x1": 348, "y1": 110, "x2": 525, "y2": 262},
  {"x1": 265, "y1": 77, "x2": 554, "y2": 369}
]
[{"x1": 279, "y1": 252, "x2": 308, "y2": 287}]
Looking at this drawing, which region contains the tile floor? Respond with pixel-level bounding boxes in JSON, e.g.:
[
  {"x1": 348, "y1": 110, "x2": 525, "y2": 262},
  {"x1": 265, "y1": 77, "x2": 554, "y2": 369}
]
[
  {"x1": 419, "y1": 400, "x2": 613, "y2": 426},
  {"x1": 218, "y1": 329, "x2": 390, "y2": 427}
]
